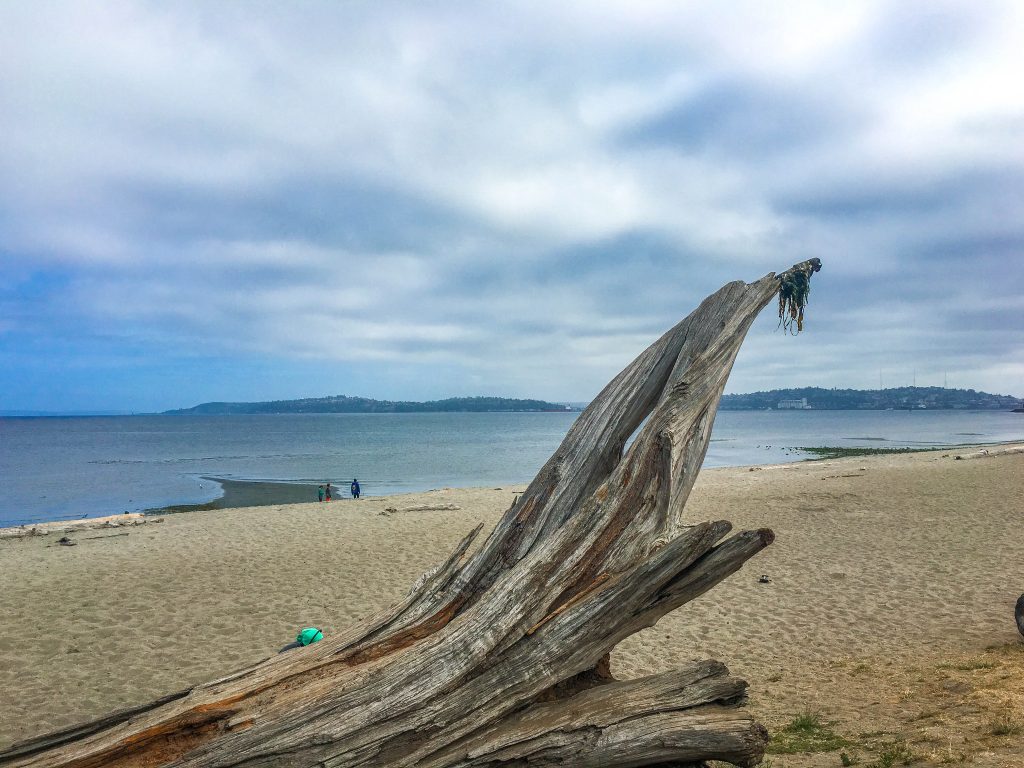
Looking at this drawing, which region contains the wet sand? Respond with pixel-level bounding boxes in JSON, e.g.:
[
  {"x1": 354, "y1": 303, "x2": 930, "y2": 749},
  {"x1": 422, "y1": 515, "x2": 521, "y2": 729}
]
[
  {"x1": 1, "y1": 448, "x2": 1022, "y2": 765},
  {"x1": 149, "y1": 476, "x2": 330, "y2": 514}
]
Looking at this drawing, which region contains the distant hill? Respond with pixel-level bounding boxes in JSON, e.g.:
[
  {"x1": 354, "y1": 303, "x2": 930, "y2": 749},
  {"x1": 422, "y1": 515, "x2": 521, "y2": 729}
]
[
  {"x1": 163, "y1": 395, "x2": 574, "y2": 415},
  {"x1": 161, "y1": 387, "x2": 1022, "y2": 415},
  {"x1": 719, "y1": 386, "x2": 1021, "y2": 411}
]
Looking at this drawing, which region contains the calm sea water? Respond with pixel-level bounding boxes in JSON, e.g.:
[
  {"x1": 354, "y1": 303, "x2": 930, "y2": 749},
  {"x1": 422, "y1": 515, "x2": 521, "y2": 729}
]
[{"x1": 1, "y1": 410, "x2": 1021, "y2": 526}]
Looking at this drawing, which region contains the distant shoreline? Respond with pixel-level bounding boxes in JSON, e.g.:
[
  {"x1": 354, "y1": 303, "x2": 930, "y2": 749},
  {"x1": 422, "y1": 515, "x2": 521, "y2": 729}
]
[
  {"x1": 162, "y1": 394, "x2": 577, "y2": 416},
  {"x1": 7, "y1": 385, "x2": 1021, "y2": 418}
]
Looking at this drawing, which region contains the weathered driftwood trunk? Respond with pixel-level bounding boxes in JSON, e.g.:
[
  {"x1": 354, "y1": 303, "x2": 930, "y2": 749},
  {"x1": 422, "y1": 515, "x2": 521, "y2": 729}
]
[{"x1": 1, "y1": 260, "x2": 821, "y2": 768}]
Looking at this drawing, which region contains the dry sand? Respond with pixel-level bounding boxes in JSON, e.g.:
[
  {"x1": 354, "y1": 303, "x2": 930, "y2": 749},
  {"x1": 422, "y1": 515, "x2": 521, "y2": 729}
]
[{"x1": 1, "y1": 449, "x2": 1022, "y2": 766}]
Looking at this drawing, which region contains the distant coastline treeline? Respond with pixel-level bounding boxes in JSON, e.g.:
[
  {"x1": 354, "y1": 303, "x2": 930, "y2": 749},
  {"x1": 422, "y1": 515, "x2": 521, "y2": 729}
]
[
  {"x1": 163, "y1": 395, "x2": 573, "y2": 415},
  {"x1": 719, "y1": 386, "x2": 1020, "y2": 411},
  {"x1": 162, "y1": 387, "x2": 1020, "y2": 415}
]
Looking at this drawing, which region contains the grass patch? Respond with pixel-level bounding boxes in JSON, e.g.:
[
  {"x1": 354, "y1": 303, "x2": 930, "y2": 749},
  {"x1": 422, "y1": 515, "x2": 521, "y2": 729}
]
[
  {"x1": 767, "y1": 711, "x2": 850, "y2": 754},
  {"x1": 936, "y1": 660, "x2": 997, "y2": 671},
  {"x1": 867, "y1": 741, "x2": 915, "y2": 767},
  {"x1": 989, "y1": 712, "x2": 1022, "y2": 736}
]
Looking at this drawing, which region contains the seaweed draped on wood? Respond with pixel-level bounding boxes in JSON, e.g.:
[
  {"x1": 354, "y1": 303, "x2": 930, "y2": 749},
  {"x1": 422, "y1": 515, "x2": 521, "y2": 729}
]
[{"x1": 777, "y1": 256, "x2": 822, "y2": 334}]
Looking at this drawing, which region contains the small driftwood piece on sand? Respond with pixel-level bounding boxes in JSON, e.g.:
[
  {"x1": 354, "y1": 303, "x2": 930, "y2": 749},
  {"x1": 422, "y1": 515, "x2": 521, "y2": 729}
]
[
  {"x1": 953, "y1": 445, "x2": 1024, "y2": 461},
  {"x1": 0, "y1": 259, "x2": 821, "y2": 768},
  {"x1": 0, "y1": 513, "x2": 160, "y2": 541},
  {"x1": 381, "y1": 504, "x2": 463, "y2": 516}
]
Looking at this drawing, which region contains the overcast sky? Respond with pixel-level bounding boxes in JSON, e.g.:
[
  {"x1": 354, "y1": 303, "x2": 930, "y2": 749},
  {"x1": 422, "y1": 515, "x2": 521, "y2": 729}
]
[{"x1": 1, "y1": 1, "x2": 1022, "y2": 412}]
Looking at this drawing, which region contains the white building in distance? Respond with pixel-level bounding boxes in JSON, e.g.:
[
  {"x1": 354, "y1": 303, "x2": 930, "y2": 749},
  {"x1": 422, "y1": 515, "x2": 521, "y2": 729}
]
[{"x1": 777, "y1": 397, "x2": 811, "y2": 409}]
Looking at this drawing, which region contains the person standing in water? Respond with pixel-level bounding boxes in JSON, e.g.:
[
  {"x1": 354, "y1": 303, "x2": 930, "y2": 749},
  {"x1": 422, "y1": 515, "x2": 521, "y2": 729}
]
[
  {"x1": 325, "y1": 482, "x2": 332, "y2": 502},
  {"x1": 350, "y1": 479, "x2": 360, "y2": 499},
  {"x1": 317, "y1": 485, "x2": 325, "y2": 502}
]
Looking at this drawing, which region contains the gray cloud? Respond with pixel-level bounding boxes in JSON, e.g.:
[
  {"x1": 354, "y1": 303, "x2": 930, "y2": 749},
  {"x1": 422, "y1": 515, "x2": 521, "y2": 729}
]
[
  {"x1": 622, "y1": 78, "x2": 865, "y2": 158},
  {"x1": 1, "y1": 0, "x2": 1022, "y2": 411}
]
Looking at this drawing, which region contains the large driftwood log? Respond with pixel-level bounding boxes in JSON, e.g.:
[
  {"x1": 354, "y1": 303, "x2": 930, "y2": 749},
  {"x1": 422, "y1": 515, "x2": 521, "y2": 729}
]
[{"x1": 1, "y1": 260, "x2": 821, "y2": 768}]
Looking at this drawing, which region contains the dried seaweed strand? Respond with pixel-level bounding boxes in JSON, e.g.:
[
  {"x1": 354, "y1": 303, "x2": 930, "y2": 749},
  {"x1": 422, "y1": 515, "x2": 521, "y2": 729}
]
[{"x1": 777, "y1": 258, "x2": 821, "y2": 334}]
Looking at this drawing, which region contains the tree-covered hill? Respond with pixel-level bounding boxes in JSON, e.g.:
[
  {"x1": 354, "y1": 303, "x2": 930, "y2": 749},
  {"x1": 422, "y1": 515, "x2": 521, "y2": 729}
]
[
  {"x1": 163, "y1": 387, "x2": 1021, "y2": 415},
  {"x1": 719, "y1": 386, "x2": 1021, "y2": 411},
  {"x1": 163, "y1": 395, "x2": 573, "y2": 415}
]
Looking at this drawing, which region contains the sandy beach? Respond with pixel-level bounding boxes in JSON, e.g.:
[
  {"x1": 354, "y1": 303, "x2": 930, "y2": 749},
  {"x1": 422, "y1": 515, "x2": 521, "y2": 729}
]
[{"x1": 1, "y1": 448, "x2": 1022, "y2": 766}]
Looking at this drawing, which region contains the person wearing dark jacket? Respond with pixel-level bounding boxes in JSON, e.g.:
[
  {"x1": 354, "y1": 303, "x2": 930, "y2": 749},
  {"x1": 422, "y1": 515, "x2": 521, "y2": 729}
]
[{"x1": 350, "y1": 479, "x2": 360, "y2": 499}]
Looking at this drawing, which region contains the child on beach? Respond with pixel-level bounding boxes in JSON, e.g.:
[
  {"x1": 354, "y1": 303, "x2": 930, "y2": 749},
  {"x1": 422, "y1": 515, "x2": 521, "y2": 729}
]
[
  {"x1": 325, "y1": 483, "x2": 332, "y2": 502},
  {"x1": 317, "y1": 485, "x2": 325, "y2": 502},
  {"x1": 350, "y1": 479, "x2": 360, "y2": 499}
]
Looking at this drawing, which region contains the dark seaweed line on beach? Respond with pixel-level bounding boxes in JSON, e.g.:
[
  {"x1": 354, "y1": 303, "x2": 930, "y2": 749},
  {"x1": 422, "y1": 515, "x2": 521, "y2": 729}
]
[{"x1": 795, "y1": 442, "x2": 1012, "y2": 460}]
